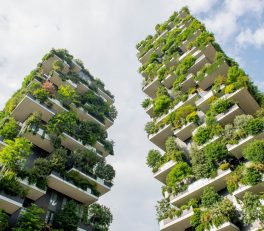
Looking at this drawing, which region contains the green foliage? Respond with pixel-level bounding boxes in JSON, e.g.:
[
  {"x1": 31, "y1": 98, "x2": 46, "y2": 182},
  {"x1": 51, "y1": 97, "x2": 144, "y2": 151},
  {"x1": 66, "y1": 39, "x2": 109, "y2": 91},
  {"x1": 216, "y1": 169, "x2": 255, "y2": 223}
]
[
  {"x1": 193, "y1": 127, "x2": 211, "y2": 145},
  {"x1": 153, "y1": 95, "x2": 171, "y2": 116},
  {"x1": 209, "y1": 98, "x2": 233, "y2": 116},
  {"x1": 0, "y1": 138, "x2": 32, "y2": 173},
  {"x1": 144, "y1": 121, "x2": 157, "y2": 135},
  {"x1": 186, "y1": 111, "x2": 199, "y2": 124},
  {"x1": 245, "y1": 118, "x2": 264, "y2": 135},
  {"x1": 141, "y1": 98, "x2": 152, "y2": 109},
  {"x1": 166, "y1": 162, "x2": 192, "y2": 193},
  {"x1": 203, "y1": 141, "x2": 228, "y2": 165},
  {"x1": 201, "y1": 187, "x2": 220, "y2": 208},
  {"x1": 241, "y1": 167, "x2": 262, "y2": 186},
  {"x1": 0, "y1": 209, "x2": 8, "y2": 231},
  {"x1": 13, "y1": 204, "x2": 44, "y2": 231},
  {"x1": 95, "y1": 160, "x2": 115, "y2": 182},
  {"x1": 48, "y1": 148, "x2": 68, "y2": 174},
  {"x1": 0, "y1": 117, "x2": 19, "y2": 140},
  {"x1": 32, "y1": 88, "x2": 50, "y2": 103},
  {"x1": 146, "y1": 149, "x2": 162, "y2": 172},
  {"x1": 84, "y1": 203, "x2": 113, "y2": 231},
  {"x1": 57, "y1": 85, "x2": 77, "y2": 105},
  {"x1": 188, "y1": 31, "x2": 215, "y2": 49},
  {"x1": 53, "y1": 60, "x2": 64, "y2": 72},
  {"x1": 243, "y1": 140, "x2": 264, "y2": 164},
  {"x1": 53, "y1": 200, "x2": 80, "y2": 231},
  {"x1": 242, "y1": 192, "x2": 264, "y2": 225},
  {"x1": 156, "y1": 198, "x2": 171, "y2": 222}
]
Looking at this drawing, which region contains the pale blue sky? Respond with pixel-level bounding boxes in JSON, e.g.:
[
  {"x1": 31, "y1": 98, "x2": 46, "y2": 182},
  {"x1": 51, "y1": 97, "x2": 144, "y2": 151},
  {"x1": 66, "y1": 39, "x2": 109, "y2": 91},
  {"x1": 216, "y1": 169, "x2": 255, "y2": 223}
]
[{"x1": 0, "y1": 1, "x2": 264, "y2": 230}]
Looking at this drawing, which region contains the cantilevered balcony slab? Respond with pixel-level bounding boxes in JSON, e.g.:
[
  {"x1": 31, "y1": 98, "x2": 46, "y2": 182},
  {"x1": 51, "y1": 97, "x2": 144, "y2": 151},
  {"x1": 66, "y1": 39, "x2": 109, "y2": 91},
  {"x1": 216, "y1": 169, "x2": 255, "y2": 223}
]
[
  {"x1": 225, "y1": 87, "x2": 260, "y2": 115},
  {"x1": 76, "y1": 82, "x2": 89, "y2": 94},
  {"x1": 19, "y1": 179, "x2": 46, "y2": 201},
  {"x1": 95, "y1": 141, "x2": 109, "y2": 157},
  {"x1": 211, "y1": 222, "x2": 240, "y2": 231},
  {"x1": 48, "y1": 98, "x2": 68, "y2": 114},
  {"x1": 227, "y1": 131, "x2": 264, "y2": 158},
  {"x1": 71, "y1": 60, "x2": 82, "y2": 73},
  {"x1": 197, "y1": 61, "x2": 229, "y2": 90},
  {"x1": 188, "y1": 54, "x2": 210, "y2": 75},
  {"x1": 174, "y1": 121, "x2": 198, "y2": 142},
  {"x1": 160, "y1": 209, "x2": 194, "y2": 231},
  {"x1": 145, "y1": 104, "x2": 154, "y2": 117},
  {"x1": 171, "y1": 169, "x2": 232, "y2": 207},
  {"x1": 0, "y1": 191, "x2": 23, "y2": 214},
  {"x1": 139, "y1": 48, "x2": 155, "y2": 64},
  {"x1": 149, "y1": 124, "x2": 173, "y2": 151},
  {"x1": 196, "y1": 135, "x2": 221, "y2": 151},
  {"x1": 68, "y1": 168, "x2": 111, "y2": 195},
  {"x1": 202, "y1": 43, "x2": 217, "y2": 62},
  {"x1": 162, "y1": 73, "x2": 177, "y2": 89},
  {"x1": 142, "y1": 77, "x2": 160, "y2": 99},
  {"x1": 216, "y1": 104, "x2": 243, "y2": 126},
  {"x1": 104, "y1": 117, "x2": 114, "y2": 129},
  {"x1": 70, "y1": 104, "x2": 105, "y2": 128},
  {"x1": 42, "y1": 55, "x2": 70, "y2": 75},
  {"x1": 156, "y1": 93, "x2": 199, "y2": 124},
  {"x1": 180, "y1": 30, "x2": 201, "y2": 52},
  {"x1": 233, "y1": 180, "x2": 264, "y2": 200},
  {"x1": 23, "y1": 128, "x2": 54, "y2": 153},
  {"x1": 48, "y1": 71, "x2": 77, "y2": 89},
  {"x1": 11, "y1": 94, "x2": 55, "y2": 123},
  {"x1": 97, "y1": 88, "x2": 114, "y2": 105},
  {"x1": 154, "y1": 160, "x2": 176, "y2": 184},
  {"x1": 180, "y1": 73, "x2": 196, "y2": 92},
  {"x1": 48, "y1": 172, "x2": 98, "y2": 205}
]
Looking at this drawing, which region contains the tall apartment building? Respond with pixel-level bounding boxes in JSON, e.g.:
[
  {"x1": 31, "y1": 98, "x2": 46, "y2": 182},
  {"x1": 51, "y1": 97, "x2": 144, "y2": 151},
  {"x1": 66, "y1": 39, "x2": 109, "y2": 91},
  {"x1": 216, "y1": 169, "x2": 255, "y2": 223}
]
[
  {"x1": 0, "y1": 49, "x2": 116, "y2": 230},
  {"x1": 137, "y1": 7, "x2": 264, "y2": 231}
]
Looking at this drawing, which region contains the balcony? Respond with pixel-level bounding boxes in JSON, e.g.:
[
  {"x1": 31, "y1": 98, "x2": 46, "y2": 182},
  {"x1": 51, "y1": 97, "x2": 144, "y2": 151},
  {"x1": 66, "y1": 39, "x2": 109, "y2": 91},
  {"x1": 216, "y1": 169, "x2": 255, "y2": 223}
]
[
  {"x1": 0, "y1": 191, "x2": 23, "y2": 214},
  {"x1": 211, "y1": 222, "x2": 239, "y2": 231},
  {"x1": 19, "y1": 178, "x2": 46, "y2": 201},
  {"x1": 48, "y1": 172, "x2": 98, "y2": 205},
  {"x1": 179, "y1": 73, "x2": 196, "y2": 92},
  {"x1": 170, "y1": 169, "x2": 232, "y2": 207},
  {"x1": 76, "y1": 82, "x2": 89, "y2": 94},
  {"x1": 142, "y1": 77, "x2": 160, "y2": 99},
  {"x1": 180, "y1": 30, "x2": 201, "y2": 52},
  {"x1": 224, "y1": 87, "x2": 260, "y2": 115},
  {"x1": 104, "y1": 117, "x2": 114, "y2": 129},
  {"x1": 149, "y1": 124, "x2": 173, "y2": 151},
  {"x1": 68, "y1": 168, "x2": 112, "y2": 195},
  {"x1": 70, "y1": 104, "x2": 105, "y2": 128},
  {"x1": 145, "y1": 104, "x2": 154, "y2": 117},
  {"x1": 188, "y1": 54, "x2": 210, "y2": 75},
  {"x1": 227, "y1": 131, "x2": 264, "y2": 158},
  {"x1": 154, "y1": 160, "x2": 176, "y2": 184},
  {"x1": 139, "y1": 48, "x2": 155, "y2": 64},
  {"x1": 97, "y1": 88, "x2": 115, "y2": 105},
  {"x1": 156, "y1": 93, "x2": 199, "y2": 124},
  {"x1": 48, "y1": 71, "x2": 77, "y2": 89},
  {"x1": 174, "y1": 121, "x2": 198, "y2": 142},
  {"x1": 161, "y1": 73, "x2": 177, "y2": 89},
  {"x1": 71, "y1": 60, "x2": 82, "y2": 73},
  {"x1": 22, "y1": 127, "x2": 54, "y2": 153},
  {"x1": 196, "y1": 135, "x2": 221, "y2": 151},
  {"x1": 11, "y1": 94, "x2": 55, "y2": 123},
  {"x1": 197, "y1": 61, "x2": 229, "y2": 90},
  {"x1": 216, "y1": 104, "x2": 243, "y2": 126},
  {"x1": 179, "y1": 10, "x2": 188, "y2": 19},
  {"x1": 202, "y1": 43, "x2": 217, "y2": 62},
  {"x1": 94, "y1": 141, "x2": 109, "y2": 157},
  {"x1": 160, "y1": 208, "x2": 194, "y2": 231},
  {"x1": 233, "y1": 179, "x2": 264, "y2": 200},
  {"x1": 48, "y1": 98, "x2": 68, "y2": 114},
  {"x1": 42, "y1": 55, "x2": 70, "y2": 75}
]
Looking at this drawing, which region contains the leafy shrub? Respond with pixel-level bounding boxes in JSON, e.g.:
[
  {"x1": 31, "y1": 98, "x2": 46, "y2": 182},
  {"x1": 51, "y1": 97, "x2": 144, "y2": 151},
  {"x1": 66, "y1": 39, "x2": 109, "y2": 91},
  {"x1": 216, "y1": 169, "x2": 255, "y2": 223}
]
[
  {"x1": 201, "y1": 186, "x2": 220, "y2": 208},
  {"x1": 146, "y1": 150, "x2": 162, "y2": 172},
  {"x1": 57, "y1": 85, "x2": 77, "y2": 105},
  {"x1": 145, "y1": 121, "x2": 157, "y2": 135},
  {"x1": 241, "y1": 167, "x2": 262, "y2": 186},
  {"x1": 234, "y1": 114, "x2": 254, "y2": 130},
  {"x1": 186, "y1": 111, "x2": 199, "y2": 124},
  {"x1": 141, "y1": 98, "x2": 152, "y2": 109},
  {"x1": 243, "y1": 140, "x2": 264, "y2": 164},
  {"x1": 0, "y1": 209, "x2": 8, "y2": 231},
  {"x1": 32, "y1": 88, "x2": 50, "y2": 103},
  {"x1": 153, "y1": 95, "x2": 171, "y2": 116},
  {"x1": 52, "y1": 60, "x2": 64, "y2": 72},
  {"x1": 245, "y1": 118, "x2": 264, "y2": 135},
  {"x1": 219, "y1": 162, "x2": 230, "y2": 171},
  {"x1": 203, "y1": 141, "x2": 228, "y2": 165},
  {"x1": 0, "y1": 117, "x2": 19, "y2": 140},
  {"x1": 209, "y1": 99, "x2": 233, "y2": 116},
  {"x1": 95, "y1": 160, "x2": 115, "y2": 182},
  {"x1": 42, "y1": 80, "x2": 55, "y2": 95},
  {"x1": 193, "y1": 126, "x2": 211, "y2": 145}
]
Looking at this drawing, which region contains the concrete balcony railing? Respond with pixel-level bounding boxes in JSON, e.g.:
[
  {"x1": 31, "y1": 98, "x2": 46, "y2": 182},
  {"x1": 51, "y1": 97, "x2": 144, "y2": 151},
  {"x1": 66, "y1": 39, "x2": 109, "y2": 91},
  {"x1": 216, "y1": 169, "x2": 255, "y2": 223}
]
[
  {"x1": 42, "y1": 54, "x2": 70, "y2": 75},
  {"x1": 94, "y1": 141, "x2": 110, "y2": 158},
  {"x1": 142, "y1": 77, "x2": 160, "y2": 99},
  {"x1": 11, "y1": 94, "x2": 55, "y2": 123},
  {"x1": 161, "y1": 73, "x2": 177, "y2": 89},
  {"x1": 18, "y1": 178, "x2": 46, "y2": 201},
  {"x1": 201, "y1": 43, "x2": 217, "y2": 62},
  {"x1": 0, "y1": 191, "x2": 23, "y2": 214},
  {"x1": 139, "y1": 48, "x2": 155, "y2": 64},
  {"x1": 48, "y1": 171, "x2": 98, "y2": 205},
  {"x1": 196, "y1": 61, "x2": 229, "y2": 90},
  {"x1": 68, "y1": 167, "x2": 112, "y2": 195},
  {"x1": 160, "y1": 208, "x2": 194, "y2": 231},
  {"x1": 97, "y1": 88, "x2": 115, "y2": 105},
  {"x1": 211, "y1": 222, "x2": 240, "y2": 231},
  {"x1": 196, "y1": 135, "x2": 222, "y2": 151},
  {"x1": 145, "y1": 103, "x2": 154, "y2": 117},
  {"x1": 180, "y1": 30, "x2": 201, "y2": 52},
  {"x1": 188, "y1": 54, "x2": 210, "y2": 75},
  {"x1": 71, "y1": 60, "x2": 83, "y2": 74},
  {"x1": 149, "y1": 124, "x2": 173, "y2": 151},
  {"x1": 179, "y1": 73, "x2": 196, "y2": 92},
  {"x1": 216, "y1": 104, "x2": 244, "y2": 126},
  {"x1": 170, "y1": 169, "x2": 232, "y2": 207},
  {"x1": 48, "y1": 71, "x2": 77, "y2": 89},
  {"x1": 156, "y1": 93, "x2": 199, "y2": 125},
  {"x1": 233, "y1": 177, "x2": 264, "y2": 200},
  {"x1": 224, "y1": 87, "x2": 260, "y2": 115},
  {"x1": 227, "y1": 131, "x2": 264, "y2": 158},
  {"x1": 154, "y1": 160, "x2": 176, "y2": 184},
  {"x1": 48, "y1": 98, "x2": 69, "y2": 114}
]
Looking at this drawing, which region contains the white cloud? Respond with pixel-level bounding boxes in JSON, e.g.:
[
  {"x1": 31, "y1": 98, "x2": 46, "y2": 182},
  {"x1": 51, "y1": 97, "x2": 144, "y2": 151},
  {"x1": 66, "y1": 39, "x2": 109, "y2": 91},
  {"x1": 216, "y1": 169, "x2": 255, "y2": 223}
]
[{"x1": 237, "y1": 26, "x2": 264, "y2": 47}]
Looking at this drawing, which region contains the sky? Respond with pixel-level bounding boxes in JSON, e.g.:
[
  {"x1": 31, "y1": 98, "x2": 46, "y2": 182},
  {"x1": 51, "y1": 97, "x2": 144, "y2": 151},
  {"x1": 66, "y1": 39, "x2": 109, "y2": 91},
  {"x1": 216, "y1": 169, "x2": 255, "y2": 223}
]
[{"x1": 0, "y1": 0, "x2": 264, "y2": 230}]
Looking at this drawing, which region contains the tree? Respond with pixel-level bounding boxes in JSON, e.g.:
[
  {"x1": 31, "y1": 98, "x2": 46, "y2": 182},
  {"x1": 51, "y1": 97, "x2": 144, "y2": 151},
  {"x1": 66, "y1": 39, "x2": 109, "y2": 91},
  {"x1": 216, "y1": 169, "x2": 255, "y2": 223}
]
[
  {"x1": 57, "y1": 85, "x2": 77, "y2": 105},
  {"x1": 146, "y1": 149, "x2": 162, "y2": 172},
  {"x1": 201, "y1": 186, "x2": 220, "y2": 208},
  {"x1": 243, "y1": 140, "x2": 264, "y2": 164},
  {"x1": 0, "y1": 209, "x2": 8, "y2": 231},
  {"x1": 0, "y1": 117, "x2": 19, "y2": 140},
  {"x1": 53, "y1": 200, "x2": 79, "y2": 231},
  {"x1": 13, "y1": 204, "x2": 44, "y2": 231}
]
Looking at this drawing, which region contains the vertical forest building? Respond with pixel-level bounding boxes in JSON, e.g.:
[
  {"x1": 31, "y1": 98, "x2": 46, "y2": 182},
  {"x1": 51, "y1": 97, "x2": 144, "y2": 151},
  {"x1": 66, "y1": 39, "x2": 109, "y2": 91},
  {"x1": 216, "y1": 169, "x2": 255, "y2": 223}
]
[
  {"x1": 137, "y1": 7, "x2": 264, "y2": 231},
  {"x1": 0, "y1": 49, "x2": 116, "y2": 230}
]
